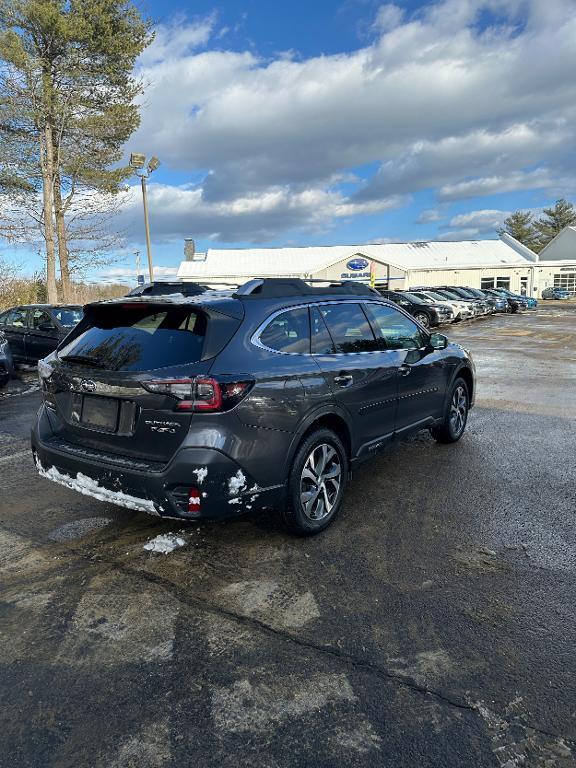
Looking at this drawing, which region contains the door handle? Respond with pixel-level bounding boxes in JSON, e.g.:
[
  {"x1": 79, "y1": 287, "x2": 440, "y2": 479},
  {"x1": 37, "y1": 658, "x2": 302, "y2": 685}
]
[
  {"x1": 334, "y1": 373, "x2": 353, "y2": 387},
  {"x1": 399, "y1": 364, "x2": 411, "y2": 376}
]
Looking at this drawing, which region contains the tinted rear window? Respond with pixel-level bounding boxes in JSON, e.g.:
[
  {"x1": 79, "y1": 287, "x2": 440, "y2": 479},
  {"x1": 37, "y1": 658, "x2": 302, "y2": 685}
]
[{"x1": 58, "y1": 305, "x2": 207, "y2": 371}]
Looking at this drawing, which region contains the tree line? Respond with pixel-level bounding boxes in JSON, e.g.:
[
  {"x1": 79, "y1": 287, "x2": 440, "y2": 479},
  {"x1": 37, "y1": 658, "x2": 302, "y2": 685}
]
[
  {"x1": 0, "y1": 0, "x2": 152, "y2": 304},
  {"x1": 498, "y1": 199, "x2": 576, "y2": 253}
]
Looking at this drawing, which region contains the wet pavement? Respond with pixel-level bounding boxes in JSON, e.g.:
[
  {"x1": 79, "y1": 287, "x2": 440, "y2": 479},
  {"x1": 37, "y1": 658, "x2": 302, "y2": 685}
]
[{"x1": 1, "y1": 304, "x2": 575, "y2": 767}]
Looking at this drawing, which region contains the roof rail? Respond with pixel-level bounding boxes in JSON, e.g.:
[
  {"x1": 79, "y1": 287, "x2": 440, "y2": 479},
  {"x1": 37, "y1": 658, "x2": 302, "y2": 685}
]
[{"x1": 233, "y1": 278, "x2": 378, "y2": 299}]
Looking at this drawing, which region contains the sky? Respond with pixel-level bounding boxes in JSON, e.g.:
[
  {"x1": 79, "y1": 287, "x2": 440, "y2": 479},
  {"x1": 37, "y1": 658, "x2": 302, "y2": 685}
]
[{"x1": 5, "y1": 0, "x2": 576, "y2": 284}]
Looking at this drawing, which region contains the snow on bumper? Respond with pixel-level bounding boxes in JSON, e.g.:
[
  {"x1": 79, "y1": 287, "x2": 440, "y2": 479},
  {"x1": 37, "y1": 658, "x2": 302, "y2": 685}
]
[{"x1": 35, "y1": 458, "x2": 161, "y2": 515}]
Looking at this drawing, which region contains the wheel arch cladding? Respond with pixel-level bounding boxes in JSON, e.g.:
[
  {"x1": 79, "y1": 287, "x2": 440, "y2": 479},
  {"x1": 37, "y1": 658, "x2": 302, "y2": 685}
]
[{"x1": 300, "y1": 413, "x2": 352, "y2": 460}]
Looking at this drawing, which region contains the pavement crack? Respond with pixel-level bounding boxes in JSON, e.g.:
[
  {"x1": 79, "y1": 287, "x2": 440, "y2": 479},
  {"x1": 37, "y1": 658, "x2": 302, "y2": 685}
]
[{"x1": 103, "y1": 557, "x2": 545, "y2": 729}]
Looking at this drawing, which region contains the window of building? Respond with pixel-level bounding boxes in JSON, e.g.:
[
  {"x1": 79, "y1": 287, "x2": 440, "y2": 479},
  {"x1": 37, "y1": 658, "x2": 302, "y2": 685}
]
[
  {"x1": 553, "y1": 272, "x2": 576, "y2": 294},
  {"x1": 259, "y1": 307, "x2": 310, "y2": 354},
  {"x1": 318, "y1": 303, "x2": 377, "y2": 354},
  {"x1": 480, "y1": 278, "x2": 495, "y2": 289},
  {"x1": 496, "y1": 277, "x2": 510, "y2": 289}
]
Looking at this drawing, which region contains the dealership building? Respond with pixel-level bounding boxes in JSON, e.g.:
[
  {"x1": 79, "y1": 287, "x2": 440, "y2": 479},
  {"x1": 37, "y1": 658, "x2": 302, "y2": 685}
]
[{"x1": 177, "y1": 230, "x2": 576, "y2": 297}]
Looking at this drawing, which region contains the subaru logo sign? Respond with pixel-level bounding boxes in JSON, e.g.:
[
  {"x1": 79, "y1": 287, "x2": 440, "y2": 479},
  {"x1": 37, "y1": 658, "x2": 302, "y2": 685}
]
[
  {"x1": 80, "y1": 379, "x2": 96, "y2": 393},
  {"x1": 346, "y1": 257, "x2": 369, "y2": 271}
]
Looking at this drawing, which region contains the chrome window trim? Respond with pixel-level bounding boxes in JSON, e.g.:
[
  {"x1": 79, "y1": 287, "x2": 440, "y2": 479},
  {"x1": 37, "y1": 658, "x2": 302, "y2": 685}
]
[{"x1": 250, "y1": 299, "x2": 427, "y2": 357}]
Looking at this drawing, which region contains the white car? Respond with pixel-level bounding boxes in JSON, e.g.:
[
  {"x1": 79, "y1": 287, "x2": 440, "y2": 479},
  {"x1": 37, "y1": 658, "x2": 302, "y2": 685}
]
[{"x1": 408, "y1": 291, "x2": 475, "y2": 321}]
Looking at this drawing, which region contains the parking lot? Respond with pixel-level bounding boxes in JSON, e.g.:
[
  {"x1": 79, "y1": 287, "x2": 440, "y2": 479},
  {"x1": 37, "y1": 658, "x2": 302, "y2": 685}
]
[{"x1": 1, "y1": 304, "x2": 575, "y2": 767}]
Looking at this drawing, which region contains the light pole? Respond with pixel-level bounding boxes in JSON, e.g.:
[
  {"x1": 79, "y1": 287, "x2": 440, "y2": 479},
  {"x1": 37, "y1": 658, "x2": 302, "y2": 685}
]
[{"x1": 129, "y1": 153, "x2": 161, "y2": 282}]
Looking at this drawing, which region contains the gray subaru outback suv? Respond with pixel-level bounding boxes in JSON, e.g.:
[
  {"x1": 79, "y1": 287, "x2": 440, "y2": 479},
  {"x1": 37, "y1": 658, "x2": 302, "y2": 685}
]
[{"x1": 32, "y1": 278, "x2": 475, "y2": 535}]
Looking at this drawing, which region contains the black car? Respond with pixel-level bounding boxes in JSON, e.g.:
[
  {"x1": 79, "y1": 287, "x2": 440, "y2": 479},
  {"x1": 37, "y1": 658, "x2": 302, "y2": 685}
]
[
  {"x1": 0, "y1": 304, "x2": 83, "y2": 365},
  {"x1": 32, "y1": 279, "x2": 475, "y2": 535},
  {"x1": 376, "y1": 290, "x2": 453, "y2": 328}
]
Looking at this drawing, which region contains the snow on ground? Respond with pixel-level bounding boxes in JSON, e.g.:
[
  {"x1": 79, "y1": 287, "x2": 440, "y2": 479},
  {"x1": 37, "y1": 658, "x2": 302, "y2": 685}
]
[{"x1": 143, "y1": 534, "x2": 186, "y2": 554}]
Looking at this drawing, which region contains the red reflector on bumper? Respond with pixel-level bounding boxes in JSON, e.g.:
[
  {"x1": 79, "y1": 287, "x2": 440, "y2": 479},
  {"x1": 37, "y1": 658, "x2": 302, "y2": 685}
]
[{"x1": 188, "y1": 487, "x2": 201, "y2": 515}]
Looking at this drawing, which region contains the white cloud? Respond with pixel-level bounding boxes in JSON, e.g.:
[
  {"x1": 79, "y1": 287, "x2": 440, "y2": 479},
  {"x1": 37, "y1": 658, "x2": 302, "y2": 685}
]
[
  {"x1": 448, "y1": 209, "x2": 510, "y2": 230},
  {"x1": 119, "y1": 183, "x2": 405, "y2": 243},
  {"x1": 125, "y1": 1, "x2": 576, "y2": 242}
]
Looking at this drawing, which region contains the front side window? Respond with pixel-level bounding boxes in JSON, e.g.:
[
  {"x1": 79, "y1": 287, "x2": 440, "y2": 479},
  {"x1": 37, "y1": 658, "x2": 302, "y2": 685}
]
[
  {"x1": 364, "y1": 303, "x2": 426, "y2": 350},
  {"x1": 259, "y1": 307, "x2": 310, "y2": 354},
  {"x1": 318, "y1": 303, "x2": 377, "y2": 353}
]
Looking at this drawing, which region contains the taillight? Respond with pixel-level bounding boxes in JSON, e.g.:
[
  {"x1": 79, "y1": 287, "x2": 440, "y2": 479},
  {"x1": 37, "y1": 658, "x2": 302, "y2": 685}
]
[{"x1": 142, "y1": 377, "x2": 253, "y2": 412}]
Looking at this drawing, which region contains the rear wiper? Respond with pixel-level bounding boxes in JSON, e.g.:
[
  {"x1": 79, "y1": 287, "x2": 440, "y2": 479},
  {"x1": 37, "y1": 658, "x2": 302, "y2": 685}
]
[{"x1": 58, "y1": 354, "x2": 106, "y2": 368}]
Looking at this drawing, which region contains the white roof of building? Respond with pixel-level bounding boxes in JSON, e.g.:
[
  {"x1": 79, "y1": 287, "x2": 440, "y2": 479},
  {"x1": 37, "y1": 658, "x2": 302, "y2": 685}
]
[{"x1": 177, "y1": 234, "x2": 535, "y2": 280}]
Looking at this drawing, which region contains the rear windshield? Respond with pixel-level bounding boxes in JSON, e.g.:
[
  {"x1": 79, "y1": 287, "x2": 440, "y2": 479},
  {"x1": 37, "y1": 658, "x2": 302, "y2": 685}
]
[{"x1": 58, "y1": 304, "x2": 207, "y2": 371}]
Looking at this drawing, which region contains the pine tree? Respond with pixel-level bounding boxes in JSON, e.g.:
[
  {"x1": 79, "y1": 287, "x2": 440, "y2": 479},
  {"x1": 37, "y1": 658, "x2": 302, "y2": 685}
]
[
  {"x1": 535, "y1": 199, "x2": 576, "y2": 251},
  {"x1": 497, "y1": 211, "x2": 540, "y2": 252},
  {"x1": 0, "y1": 1, "x2": 153, "y2": 301}
]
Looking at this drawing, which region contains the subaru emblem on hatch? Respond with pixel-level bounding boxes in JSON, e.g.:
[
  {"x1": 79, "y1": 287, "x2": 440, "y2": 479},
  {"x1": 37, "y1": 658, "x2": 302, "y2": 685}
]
[
  {"x1": 346, "y1": 257, "x2": 369, "y2": 271},
  {"x1": 80, "y1": 379, "x2": 96, "y2": 393}
]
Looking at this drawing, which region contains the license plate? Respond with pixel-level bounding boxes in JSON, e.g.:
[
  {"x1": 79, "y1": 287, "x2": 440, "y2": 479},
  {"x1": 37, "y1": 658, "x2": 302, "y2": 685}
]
[{"x1": 81, "y1": 395, "x2": 119, "y2": 432}]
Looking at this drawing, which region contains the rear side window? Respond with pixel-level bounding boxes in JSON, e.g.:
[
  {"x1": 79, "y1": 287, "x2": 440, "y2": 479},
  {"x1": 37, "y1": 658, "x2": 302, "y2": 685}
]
[
  {"x1": 53, "y1": 307, "x2": 83, "y2": 327},
  {"x1": 58, "y1": 304, "x2": 207, "y2": 371},
  {"x1": 259, "y1": 307, "x2": 310, "y2": 354},
  {"x1": 318, "y1": 303, "x2": 377, "y2": 353}
]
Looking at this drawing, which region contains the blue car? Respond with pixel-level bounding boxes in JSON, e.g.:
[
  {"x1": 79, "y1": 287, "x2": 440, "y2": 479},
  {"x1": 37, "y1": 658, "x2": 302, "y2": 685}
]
[
  {"x1": 542, "y1": 287, "x2": 570, "y2": 300},
  {"x1": 492, "y1": 288, "x2": 537, "y2": 310}
]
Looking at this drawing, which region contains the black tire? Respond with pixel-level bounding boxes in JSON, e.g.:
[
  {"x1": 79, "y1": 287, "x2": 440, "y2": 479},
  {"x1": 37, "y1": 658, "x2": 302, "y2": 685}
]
[
  {"x1": 284, "y1": 428, "x2": 348, "y2": 535},
  {"x1": 430, "y1": 378, "x2": 469, "y2": 444},
  {"x1": 414, "y1": 311, "x2": 430, "y2": 328}
]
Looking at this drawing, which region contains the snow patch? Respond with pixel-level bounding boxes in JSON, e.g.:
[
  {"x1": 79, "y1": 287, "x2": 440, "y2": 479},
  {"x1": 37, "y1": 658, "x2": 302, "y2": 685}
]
[
  {"x1": 228, "y1": 498, "x2": 241, "y2": 505},
  {"x1": 36, "y1": 460, "x2": 159, "y2": 515},
  {"x1": 228, "y1": 470, "x2": 246, "y2": 496},
  {"x1": 143, "y1": 534, "x2": 186, "y2": 554},
  {"x1": 192, "y1": 466, "x2": 208, "y2": 485}
]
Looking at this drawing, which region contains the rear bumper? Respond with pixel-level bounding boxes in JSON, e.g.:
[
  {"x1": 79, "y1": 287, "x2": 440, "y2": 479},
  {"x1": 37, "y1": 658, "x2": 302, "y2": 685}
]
[{"x1": 31, "y1": 407, "x2": 284, "y2": 521}]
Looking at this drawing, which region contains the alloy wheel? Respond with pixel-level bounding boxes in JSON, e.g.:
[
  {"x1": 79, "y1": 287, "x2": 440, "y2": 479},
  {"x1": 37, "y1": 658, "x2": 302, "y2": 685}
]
[
  {"x1": 300, "y1": 443, "x2": 342, "y2": 521},
  {"x1": 449, "y1": 385, "x2": 467, "y2": 436},
  {"x1": 415, "y1": 312, "x2": 430, "y2": 328}
]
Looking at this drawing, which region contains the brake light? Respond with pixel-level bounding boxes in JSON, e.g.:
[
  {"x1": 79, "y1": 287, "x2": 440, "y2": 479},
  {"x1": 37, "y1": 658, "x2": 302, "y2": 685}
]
[{"x1": 142, "y1": 377, "x2": 253, "y2": 412}]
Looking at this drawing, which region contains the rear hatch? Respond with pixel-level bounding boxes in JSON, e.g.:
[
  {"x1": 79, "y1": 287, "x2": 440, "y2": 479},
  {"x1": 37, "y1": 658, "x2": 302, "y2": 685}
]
[{"x1": 44, "y1": 300, "x2": 242, "y2": 465}]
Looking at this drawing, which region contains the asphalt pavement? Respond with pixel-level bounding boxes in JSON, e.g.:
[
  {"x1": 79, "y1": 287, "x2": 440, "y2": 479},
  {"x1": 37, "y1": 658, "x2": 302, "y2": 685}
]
[{"x1": 1, "y1": 304, "x2": 575, "y2": 768}]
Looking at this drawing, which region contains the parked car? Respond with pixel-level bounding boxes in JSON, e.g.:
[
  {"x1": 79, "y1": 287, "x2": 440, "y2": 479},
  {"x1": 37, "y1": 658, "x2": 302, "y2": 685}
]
[
  {"x1": 541, "y1": 287, "x2": 570, "y2": 300},
  {"x1": 424, "y1": 288, "x2": 483, "y2": 317},
  {"x1": 454, "y1": 287, "x2": 508, "y2": 313},
  {"x1": 489, "y1": 288, "x2": 536, "y2": 310},
  {"x1": 407, "y1": 290, "x2": 475, "y2": 321},
  {"x1": 0, "y1": 330, "x2": 14, "y2": 388},
  {"x1": 438, "y1": 287, "x2": 492, "y2": 315},
  {"x1": 376, "y1": 290, "x2": 454, "y2": 327},
  {"x1": 32, "y1": 278, "x2": 475, "y2": 535},
  {"x1": 481, "y1": 288, "x2": 527, "y2": 313},
  {"x1": 0, "y1": 304, "x2": 83, "y2": 365}
]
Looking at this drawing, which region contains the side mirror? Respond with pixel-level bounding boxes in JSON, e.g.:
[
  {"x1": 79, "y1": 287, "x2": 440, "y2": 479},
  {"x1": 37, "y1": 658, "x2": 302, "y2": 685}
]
[{"x1": 429, "y1": 333, "x2": 448, "y2": 350}]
